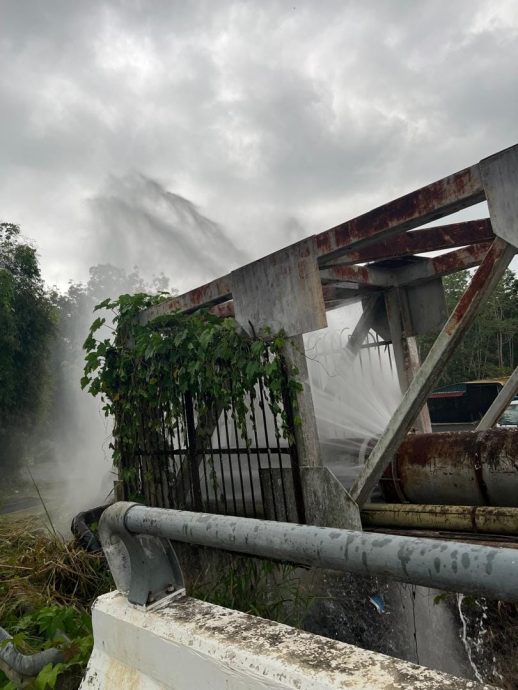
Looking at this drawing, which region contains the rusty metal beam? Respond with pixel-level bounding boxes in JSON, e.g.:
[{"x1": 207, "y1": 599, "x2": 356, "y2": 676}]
[
  {"x1": 328, "y1": 219, "x2": 494, "y2": 266},
  {"x1": 210, "y1": 288, "x2": 371, "y2": 319},
  {"x1": 320, "y1": 264, "x2": 392, "y2": 288},
  {"x1": 350, "y1": 237, "x2": 516, "y2": 507},
  {"x1": 316, "y1": 165, "x2": 485, "y2": 262},
  {"x1": 137, "y1": 147, "x2": 516, "y2": 329},
  {"x1": 138, "y1": 162, "x2": 490, "y2": 325},
  {"x1": 395, "y1": 243, "x2": 491, "y2": 287},
  {"x1": 140, "y1": 275, "x2": 233, "y2": 325},
  {"x1": 208, "y1": 301, "x2": 235, "y2": 318}
]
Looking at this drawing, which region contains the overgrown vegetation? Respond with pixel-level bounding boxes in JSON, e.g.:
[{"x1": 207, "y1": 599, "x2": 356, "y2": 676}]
[
  {"x1": 0, "y1": 516, "x2": 113, "y2": 689},
  {"x1": 189, "y1": 551, "x2": 314, "y2": 628},
  {"x1": 81, "y1": 292, "x2": 302, "y2": 498},
  {"x1": 0, "y1": 224, "x2": 56, "y2": 477}
]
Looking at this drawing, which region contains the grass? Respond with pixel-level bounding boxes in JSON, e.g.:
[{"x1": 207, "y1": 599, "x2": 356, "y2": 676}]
[
  {"x1": 0, "y1": 515, "x2": 113, "y2": 689},
  {"x1": 188, "y1": 548, "x2": 316, "y2": 628}
]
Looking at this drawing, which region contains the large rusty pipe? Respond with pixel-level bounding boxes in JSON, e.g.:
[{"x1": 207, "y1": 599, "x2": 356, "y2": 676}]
[
  {"x1": 361, "y1": 503, "x2": 518, "y2": 535},
  {"x1": 382, "y1": 428, "x2": 518, "y2": 506}
]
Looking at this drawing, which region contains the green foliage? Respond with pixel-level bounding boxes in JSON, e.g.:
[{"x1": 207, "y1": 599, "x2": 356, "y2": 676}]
[
  {"x1": 0, "y1": 514, "x2": 113, "y2": 690},
  {"x1": 0, "y1": 605, "x2": 93, "y2": 689},
  {"x1": 0, "y1": 223, "x2": 56, "y2": 473},
  {"x1": 419, "y1": 268, "x2": 518, "y2": 384},
  {"x1": 81, "y1": 292, "x2": 302, "y2": 470}
]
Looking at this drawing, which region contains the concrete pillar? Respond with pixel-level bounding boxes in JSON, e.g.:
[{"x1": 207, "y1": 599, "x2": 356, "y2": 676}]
[
  {"x1": 385, "y1": 288, "x2": 432, "y2": 433},
  {"x1": 282, "y1": 335, "x2": 361, "y2": 530}
]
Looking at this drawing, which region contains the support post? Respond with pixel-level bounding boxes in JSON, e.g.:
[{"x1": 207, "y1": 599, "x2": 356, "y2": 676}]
[
  {"x1": 477, "y1": 365, "x2": 518, "y2": 430},
  {"x1": 345, "y1": 295, "x2": 382, "y2": 357},
  {"x1": 350, "y1": 238, "x2": 516, "y2": 506},
  {"x1": 282, "y1": 335, "x2": 322, "y2": 468},
  {"x1": 385, "y1": 288, "x2": 432, "y2": 433},
  {"x1": 282, "y1": 335, "x2": 361, "y2": 529}
]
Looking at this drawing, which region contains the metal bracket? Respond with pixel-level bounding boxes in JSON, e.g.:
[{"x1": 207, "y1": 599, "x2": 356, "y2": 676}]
[{"x1": 98, "y1": 502, "x2": 185, "y2": 608}]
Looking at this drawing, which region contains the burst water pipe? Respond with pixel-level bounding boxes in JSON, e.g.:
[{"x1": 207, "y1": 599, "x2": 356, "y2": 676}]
[{"x1": 0, "y1": 626, "x2": 64, "y2": 685}]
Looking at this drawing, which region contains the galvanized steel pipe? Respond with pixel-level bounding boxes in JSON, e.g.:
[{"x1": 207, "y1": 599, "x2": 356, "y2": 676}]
[{"x1": 119, "y1": 504, "x2": 518, "y2": 602}]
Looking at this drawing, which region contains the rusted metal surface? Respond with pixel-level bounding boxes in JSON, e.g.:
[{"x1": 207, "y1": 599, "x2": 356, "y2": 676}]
[
  {"x1": 350, "y1": 237, "x2": 516, "y2": 507},
  {"x1": 480, "y1": 143, "x2": 518, "y2": 250},
  {"x1": 381, "y1": 429, "x2": 518, "y2": 507},
  {"x1": 138, "y1": 152, "x2": 496, "y2": 327},
  {"x1": 316, "y1": 164, "x2": 485, "y2": 262},
  {"x1": 395, "y1": 243, "x2": 491, "y2": 287},
  {"x1": 232, "y1": 238, "x2": 327, "y2": 338},
  {"x1": 321, "y1": 285, "x2": 365, "y2": 307},
  {"x1": 365, "y1": 526, "x2": 518, "y2": 550},
  {"x1": 208, "y1": 300, "x2": 235, "y2": 318},
  {"x1": 361, "y1": 503, "x2": 518, "y2": 536},
  {"x1": 140, "y1": 275, "x2": 233, "y2": 325},
  {"x1": 332, "y1": 219, "x2": 494, "y2": 266},
  {"x1": 320, "y1": 263, "x2": 392, "y2": 288}
]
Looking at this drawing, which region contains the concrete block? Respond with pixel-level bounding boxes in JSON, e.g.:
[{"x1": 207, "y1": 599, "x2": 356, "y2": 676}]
[{"x1": 81, "y1": 591, "x2": 491, "y2": 689}]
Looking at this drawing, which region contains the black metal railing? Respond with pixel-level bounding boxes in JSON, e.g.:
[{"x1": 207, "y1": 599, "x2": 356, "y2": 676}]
[{"x1": 118, "y1": 376, "x2": 304, "y2": 523}]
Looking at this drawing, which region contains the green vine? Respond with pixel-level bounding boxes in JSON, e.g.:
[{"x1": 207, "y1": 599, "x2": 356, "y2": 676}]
[{"x1": 81, "y1": 293, "x2": 302, "y2": 473}]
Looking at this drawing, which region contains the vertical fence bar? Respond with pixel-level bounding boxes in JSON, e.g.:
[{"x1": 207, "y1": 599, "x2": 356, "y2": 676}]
[{"x1": 184, "y1": 393, "x2": 203, "y2": 511}]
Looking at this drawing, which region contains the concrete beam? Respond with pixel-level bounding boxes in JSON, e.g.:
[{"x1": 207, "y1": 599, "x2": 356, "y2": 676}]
[
  {"x1": 316, "y1": 164, "x2": 484, "y2": 261},
  {"x1": 350, "y1": 237, "x2": 516, "y2": 506},
  {"x1": 394, "y1": 243, "x2": 491, "y2": 286},
  {"x1": 138, "y1": 146, "x2": 507, "y2": 325},
  {"x1": 333, "y1": 219, "x2": 494, "y2": 266},
  {"x1": 385, "y1": 288, "x2": 432, "y2": 433},
  {"x1": 345, "y1": 295, "x2": 383, "y2": 357},
  {"x1": 320, "y1": 264, "x2": 393, "y2": 288}
]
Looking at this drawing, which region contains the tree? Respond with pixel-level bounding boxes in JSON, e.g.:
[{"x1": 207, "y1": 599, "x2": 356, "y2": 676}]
[
  {"x1": 418, "y1": 268, "x2": 518, "y2": 384},
  {"x1": 38, "y1": 264, "x2": 172, "y2": 509},
  {"x1": 0, "y1": 223, "x2": 56, "y2": 473}
]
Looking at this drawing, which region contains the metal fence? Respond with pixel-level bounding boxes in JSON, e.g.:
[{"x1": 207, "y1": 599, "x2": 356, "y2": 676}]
[{"x1": 118, "y1": 375, "x2": 305, "y2": 524}]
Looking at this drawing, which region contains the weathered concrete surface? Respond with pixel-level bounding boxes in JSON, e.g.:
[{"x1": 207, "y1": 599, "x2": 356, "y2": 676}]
[
  {"x1": 232, "y1": 237, "x2": 327, "y2": 338},
  {"x1": 302, "y1": 572, "x2": 474, "y2": 681},
  {"x1": 81, "y1": 591, "x2": 494, "y2": 689},
  {"x1": 300, "y1": 466, "x2": 362, "y2": 530}
]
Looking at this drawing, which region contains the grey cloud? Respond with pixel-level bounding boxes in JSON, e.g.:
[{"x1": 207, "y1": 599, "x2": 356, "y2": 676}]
[
  {"x1": 1, "y1": 0, "x2": 517, "y2": 287},
  {"x1": 88, "y1": 173, "x2": 247, "y2": 291}
]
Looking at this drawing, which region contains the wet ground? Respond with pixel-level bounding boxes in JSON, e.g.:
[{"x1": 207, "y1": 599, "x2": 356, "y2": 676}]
[{"x1": 0, "y1": 494, "x2": 41, "y2": 514}]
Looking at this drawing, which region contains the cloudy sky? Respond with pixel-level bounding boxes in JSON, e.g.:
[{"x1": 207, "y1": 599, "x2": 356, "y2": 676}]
[{"x1": 2, "y1": 0, "x2": 518, "y2": 292}]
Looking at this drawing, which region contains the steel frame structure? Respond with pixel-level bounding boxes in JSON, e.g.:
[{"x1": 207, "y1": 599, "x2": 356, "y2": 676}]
[{"x1": 138, "y1": 144, "x2": 518, "y2": 515}]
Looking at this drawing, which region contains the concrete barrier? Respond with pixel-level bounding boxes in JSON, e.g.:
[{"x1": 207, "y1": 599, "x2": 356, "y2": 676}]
[{"x1": 81, "y1": 591, "x2": 492, "y2": 689}]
